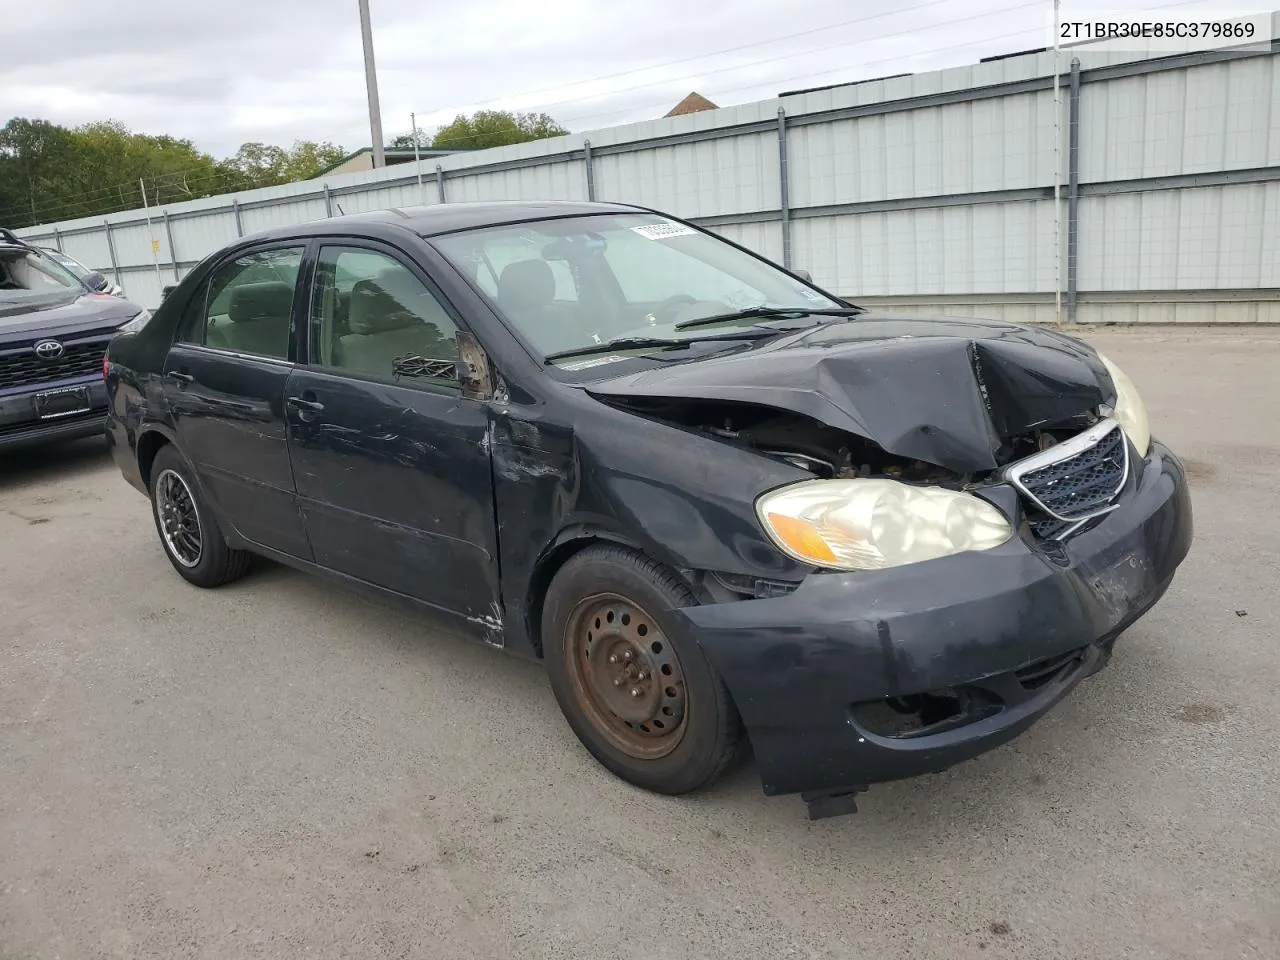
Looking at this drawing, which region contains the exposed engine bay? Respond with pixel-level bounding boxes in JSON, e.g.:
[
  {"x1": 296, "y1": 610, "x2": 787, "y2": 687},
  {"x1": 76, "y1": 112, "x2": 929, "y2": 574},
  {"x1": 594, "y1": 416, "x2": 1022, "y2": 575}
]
[{"x1": 598, "y1": 396, "x2": 1103, "y2": 490}]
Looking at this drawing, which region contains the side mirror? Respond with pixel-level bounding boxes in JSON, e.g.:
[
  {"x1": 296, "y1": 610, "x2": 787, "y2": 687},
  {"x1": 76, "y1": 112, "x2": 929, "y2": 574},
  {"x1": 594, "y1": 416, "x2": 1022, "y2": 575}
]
[
  {"x1": 162, "y1": 284, "x2": 178, "y2": 300},
  {"x1": 82, "y1": 270, "x2": 110, "y2": 292},
  {"x1": 455, "y1": 331, "x2": 494, "y2": 401},
  {"x1": 792, "y1": 268, "x2": 813, "y2": 284}
]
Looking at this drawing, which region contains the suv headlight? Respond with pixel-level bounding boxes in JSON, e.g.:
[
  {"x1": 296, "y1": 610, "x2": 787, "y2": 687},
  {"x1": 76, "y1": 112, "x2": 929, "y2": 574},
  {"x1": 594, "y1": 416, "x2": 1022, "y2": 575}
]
[
  {"x1": 1096, "y1": 353, "x2": 1150, "y2": 457},
  {"x1": 756, "y1": 478, "x2": 1013, "y2": 571},
  {"x1": 117, "y1": 309, "x2": 150, "y2": 334}
]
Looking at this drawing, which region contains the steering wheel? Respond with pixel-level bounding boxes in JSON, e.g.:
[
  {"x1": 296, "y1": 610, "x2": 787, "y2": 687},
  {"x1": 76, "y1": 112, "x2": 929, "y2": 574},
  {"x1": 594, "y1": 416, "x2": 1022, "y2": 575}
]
[{"x1": 649, "y1": 294, "x2": 699, "y2": 324}]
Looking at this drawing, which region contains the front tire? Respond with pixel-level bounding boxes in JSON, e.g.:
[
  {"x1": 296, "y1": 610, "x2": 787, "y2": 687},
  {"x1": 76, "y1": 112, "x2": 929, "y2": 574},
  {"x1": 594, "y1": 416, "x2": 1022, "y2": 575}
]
[
  {"x1": 148, "y1": 445, "x2": 251, "y2": 588},
  {"x1": 542, "y1": 544, "x2": 742, "y2": 795}
]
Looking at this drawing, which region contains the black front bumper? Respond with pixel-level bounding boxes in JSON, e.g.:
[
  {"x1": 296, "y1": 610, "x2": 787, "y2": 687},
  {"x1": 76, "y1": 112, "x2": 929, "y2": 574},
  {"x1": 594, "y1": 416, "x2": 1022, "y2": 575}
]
[
  {"x1": 676, "y1": 440, "x2": 1193, "y2": 798},
  {"x1": 0, "y1": 377, "x2": 108, "y2": 451}
]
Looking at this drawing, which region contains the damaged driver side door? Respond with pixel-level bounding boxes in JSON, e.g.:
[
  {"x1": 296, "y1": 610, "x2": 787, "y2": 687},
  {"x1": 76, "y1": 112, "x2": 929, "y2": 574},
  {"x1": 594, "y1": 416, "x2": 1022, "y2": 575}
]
[{"x1": 284, "y1": 241, "x2": 501, "y2": 630}]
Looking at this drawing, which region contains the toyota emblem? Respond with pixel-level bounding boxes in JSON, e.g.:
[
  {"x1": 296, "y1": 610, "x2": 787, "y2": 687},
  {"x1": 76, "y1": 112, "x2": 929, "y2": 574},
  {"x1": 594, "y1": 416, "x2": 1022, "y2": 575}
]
[{"x1": 34, "y1": 339, "x2": 65, "y2": 360}]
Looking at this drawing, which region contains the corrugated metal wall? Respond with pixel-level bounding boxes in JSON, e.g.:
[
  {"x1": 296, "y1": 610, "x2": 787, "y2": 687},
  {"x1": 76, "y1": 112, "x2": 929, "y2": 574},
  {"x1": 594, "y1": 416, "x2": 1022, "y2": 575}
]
[{"x1": 16, "y1": 32, "x2": 1280, "y2": 323}]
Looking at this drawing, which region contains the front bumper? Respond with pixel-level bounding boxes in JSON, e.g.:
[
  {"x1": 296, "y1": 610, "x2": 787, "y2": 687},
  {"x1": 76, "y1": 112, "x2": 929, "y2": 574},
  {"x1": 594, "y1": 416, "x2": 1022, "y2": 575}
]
[
  {"x1": 676, "y1": 440, "x2": 1193, "y2": 798},
  {"x1": 0, "y1": 377, "x2": 108, "y2": 451}
]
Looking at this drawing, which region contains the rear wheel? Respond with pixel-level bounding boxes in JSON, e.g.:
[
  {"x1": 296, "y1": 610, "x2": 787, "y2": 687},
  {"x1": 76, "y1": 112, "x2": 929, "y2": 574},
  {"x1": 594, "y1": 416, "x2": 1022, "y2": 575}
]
[
  {"x1": 542, "y1": 545, "x2": 742, "y2": 794},
  {"x1": 148, "y1": 445, "x2": 251, "y2": 588}
]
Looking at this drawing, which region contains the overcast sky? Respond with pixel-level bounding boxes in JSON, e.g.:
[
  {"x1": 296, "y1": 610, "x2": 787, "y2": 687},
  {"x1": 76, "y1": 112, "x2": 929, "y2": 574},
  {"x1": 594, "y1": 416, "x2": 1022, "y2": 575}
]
[{"x1": 1, "y1": 0, "x2": 1238, "y2": 158}]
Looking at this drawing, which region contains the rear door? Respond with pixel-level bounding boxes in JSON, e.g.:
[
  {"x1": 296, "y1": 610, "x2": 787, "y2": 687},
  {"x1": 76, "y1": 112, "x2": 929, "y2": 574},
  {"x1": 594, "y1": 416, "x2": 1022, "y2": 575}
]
[
  {"x1": 284, "y1": 240, "x2": 499, "y2": 621},
  {"x1": 162, "y1": 242, "x2": 313, "y2": 560}
]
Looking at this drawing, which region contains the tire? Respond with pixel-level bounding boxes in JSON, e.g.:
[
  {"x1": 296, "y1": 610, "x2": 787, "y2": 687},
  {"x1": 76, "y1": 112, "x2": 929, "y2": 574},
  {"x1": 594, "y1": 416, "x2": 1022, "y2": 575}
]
[
  {"x1": 148, "y1": 445, "x2": 252, "y2": 588},
  {"x1": 542, "y1": 544, "x2": 742, "y2": 795}
]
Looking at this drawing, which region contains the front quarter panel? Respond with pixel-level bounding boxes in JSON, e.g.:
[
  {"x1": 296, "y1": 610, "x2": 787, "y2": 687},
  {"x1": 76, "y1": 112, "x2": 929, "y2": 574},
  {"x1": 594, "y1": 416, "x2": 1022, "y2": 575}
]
[{"x1": 491, "y1": 383, "x2": 811, "y2": 656}]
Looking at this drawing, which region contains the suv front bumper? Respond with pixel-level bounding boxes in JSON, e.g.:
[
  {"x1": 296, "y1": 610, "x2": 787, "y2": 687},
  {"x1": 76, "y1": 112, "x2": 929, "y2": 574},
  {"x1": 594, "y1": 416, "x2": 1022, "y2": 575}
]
[
  {"x1": 675, "y1": 440, "x2": 1193, "y2": 800},
  {"x1": 0, "y1": 377, "x2": 108, "y2": 451}
]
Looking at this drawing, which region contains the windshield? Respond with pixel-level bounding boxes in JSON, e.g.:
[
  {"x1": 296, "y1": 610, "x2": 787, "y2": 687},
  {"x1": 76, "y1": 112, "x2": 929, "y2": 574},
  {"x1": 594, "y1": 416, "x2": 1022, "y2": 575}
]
[
  {"x1": 432, "y1": 213, "x2": 844, "y2": 362},
  {"x1": 42, "y1": 249, "x2": 91, "y2": 281},
  {"x1": 0, "y1": 246, "x2": 82, "y2": 302}
]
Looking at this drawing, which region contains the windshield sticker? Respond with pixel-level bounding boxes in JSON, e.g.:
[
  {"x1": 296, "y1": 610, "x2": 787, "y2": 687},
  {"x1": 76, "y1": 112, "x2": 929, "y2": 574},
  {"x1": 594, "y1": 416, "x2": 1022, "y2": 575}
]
[
  {"x1": 631, "y1": 221, "x2": 698, "y2": 241},
  {"x1": 798, "y1": 288, "x2": 826, "y2": 303},
  {"x1": 558, "y1": 355, "x2": 629, "y2": 371}
]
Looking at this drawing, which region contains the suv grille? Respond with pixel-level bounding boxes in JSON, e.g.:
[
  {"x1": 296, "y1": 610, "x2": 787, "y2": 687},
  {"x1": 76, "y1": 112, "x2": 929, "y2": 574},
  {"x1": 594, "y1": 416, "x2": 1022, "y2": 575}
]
[
  {"x1": 0, "y1": 333, "x2": 113, "y2": 389},
  {"x1": 1006, "y1": 419, "x2": 1129, "y2": 536}
]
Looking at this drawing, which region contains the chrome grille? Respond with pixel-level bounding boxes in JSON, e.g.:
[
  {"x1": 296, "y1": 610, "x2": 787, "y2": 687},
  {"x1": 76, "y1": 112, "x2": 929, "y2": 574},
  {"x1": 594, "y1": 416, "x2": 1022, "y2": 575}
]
[
  {"x1": 0, "y1": 333, "x2": 113, "y2": 389},
  {"x1": 1006, "y1": 419, "x2": 1129, "y2": 528}
]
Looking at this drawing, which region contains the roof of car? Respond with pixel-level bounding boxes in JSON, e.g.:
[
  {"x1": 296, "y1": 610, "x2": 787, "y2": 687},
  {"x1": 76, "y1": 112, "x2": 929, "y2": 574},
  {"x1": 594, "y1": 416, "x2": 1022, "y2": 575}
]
[{"x1": 247, "y1": 200, "x2": 652, "y2": 245}]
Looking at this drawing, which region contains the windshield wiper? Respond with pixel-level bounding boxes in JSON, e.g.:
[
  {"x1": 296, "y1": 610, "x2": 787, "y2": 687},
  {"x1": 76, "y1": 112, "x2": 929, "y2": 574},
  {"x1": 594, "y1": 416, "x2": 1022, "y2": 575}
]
[
  {"x1": 544, "y1": 330, "x2": 781, "y2": 364},
  {"x1": 673, "y1": 305, "x2": 865, "y2": 330}
]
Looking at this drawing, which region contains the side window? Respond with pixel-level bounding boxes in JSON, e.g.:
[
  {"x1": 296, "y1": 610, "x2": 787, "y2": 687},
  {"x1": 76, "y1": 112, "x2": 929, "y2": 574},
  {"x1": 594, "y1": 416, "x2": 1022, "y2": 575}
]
[
  {"x1": 175, "y1": 281, "x2": 209, "y2": 344},
  {"x1": 187, "y1": 247, "x2": 303, "y2": 360},
  {"x1": 309, "y1": 246, "x2": 460, "y2": 384}
]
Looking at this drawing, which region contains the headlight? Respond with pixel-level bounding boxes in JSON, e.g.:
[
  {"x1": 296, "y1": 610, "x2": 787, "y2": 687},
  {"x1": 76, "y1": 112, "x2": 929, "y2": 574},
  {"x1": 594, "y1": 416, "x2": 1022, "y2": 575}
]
[
  {"x1": 1096, "y1": 353, "x2": 1150, "y2": 457},
  {"x1": 117, "y1": 309, "x2": 150, "y2": 334},
  {"x1": 756, "y1": 478, "x2": 1013, "y2": 571}
]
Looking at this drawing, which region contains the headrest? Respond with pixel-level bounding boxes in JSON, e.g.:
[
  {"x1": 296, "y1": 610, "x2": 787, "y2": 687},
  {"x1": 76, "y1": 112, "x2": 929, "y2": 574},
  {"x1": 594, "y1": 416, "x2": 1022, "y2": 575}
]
[
  {"x1": 228, "y1": 281, "x2": 295, "y2": 324},
  {"x1": 347, "y1": 275, "x2": 421, "y2": 335},
  {"x1": 497, "y1": 259, "x2": 555, "y2": 313}
]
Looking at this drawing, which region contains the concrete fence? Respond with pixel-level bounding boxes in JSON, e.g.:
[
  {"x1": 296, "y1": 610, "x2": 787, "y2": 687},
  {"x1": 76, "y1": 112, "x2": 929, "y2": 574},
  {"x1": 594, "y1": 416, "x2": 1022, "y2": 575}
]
[{"x1": 17, "y1": 30, "x2": 1280, "y2": 324}]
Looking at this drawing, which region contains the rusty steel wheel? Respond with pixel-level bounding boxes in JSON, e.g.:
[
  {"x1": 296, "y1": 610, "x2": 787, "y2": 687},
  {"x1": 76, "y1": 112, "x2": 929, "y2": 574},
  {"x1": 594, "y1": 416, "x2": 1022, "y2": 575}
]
[
  {"x1": 542, "y1": 544, "x2": 743, "y2": 795},
  {"x1": 563, "y1": 593, "x2": 688, "y2": 760}
]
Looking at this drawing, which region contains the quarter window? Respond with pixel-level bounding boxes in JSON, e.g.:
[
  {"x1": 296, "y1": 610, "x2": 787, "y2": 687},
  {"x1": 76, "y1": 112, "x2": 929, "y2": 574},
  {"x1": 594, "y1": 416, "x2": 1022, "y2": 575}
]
[
  {"x1": 309, "y1": 247, "x2": 460, "y2": 384},
  {"x1": 185, "y1": 247, "x2": 304, "y2": 360}
]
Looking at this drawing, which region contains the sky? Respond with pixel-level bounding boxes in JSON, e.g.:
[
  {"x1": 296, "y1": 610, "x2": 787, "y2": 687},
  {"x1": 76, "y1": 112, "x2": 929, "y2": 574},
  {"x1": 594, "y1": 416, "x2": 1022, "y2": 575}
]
[{"x1": 0, "y1": 0, "x2": 1246, "y2": 159}]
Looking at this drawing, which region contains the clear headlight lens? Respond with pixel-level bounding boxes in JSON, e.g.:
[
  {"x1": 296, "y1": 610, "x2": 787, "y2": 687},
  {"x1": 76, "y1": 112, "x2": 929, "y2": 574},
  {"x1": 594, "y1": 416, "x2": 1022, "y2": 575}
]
[
  {"x1": 756, "y1": 478, "x2": 1013, "y2": 571},
  {"x1": 1096, "y1": 353, "x2": 1150, "y2": 457},
  {"x1": 117, "y1": 309, "x2": 150, "y2": 334}
]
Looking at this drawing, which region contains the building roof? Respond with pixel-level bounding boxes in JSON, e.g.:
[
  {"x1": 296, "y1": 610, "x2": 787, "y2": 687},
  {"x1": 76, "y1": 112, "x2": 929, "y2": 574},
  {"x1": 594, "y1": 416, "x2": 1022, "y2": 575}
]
[
  {"x1": 314, "y1": 146, "x2": 470, "y2": 178},
  {"x1": 663, "y1": 92, "x2": 719, "y2": 117}
]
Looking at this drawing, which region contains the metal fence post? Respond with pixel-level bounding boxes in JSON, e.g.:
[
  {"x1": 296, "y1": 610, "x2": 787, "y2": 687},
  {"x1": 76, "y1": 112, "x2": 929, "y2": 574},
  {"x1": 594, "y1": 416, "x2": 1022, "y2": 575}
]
[
  {"x1": 777, "y1": 107, "x2": 793, "y2": 271},
  {"x1": 323, "y1": 184, "x2": 333, "y2": 217},
  {"x1": 436, "y1": 164, "x2": 446, "y2": 204},
  {"x1": 103, "y1": 220, "x2": 122, "y2": 287},
  {"x1": 1066, "y1": 57, "x2": 1082, "y2": 324},
  {"x1": 583, "y1": 140, "x2": 596, "y2": 202},
  {"x1": 232, "y1": 200, "x2": 244, "y2": 236},
  {"x1": 52, "y1": 227, "x2": 63, "y2": 253},
  {"x1": 162, "y1": 210, "x2": 180, "y2": 281}
]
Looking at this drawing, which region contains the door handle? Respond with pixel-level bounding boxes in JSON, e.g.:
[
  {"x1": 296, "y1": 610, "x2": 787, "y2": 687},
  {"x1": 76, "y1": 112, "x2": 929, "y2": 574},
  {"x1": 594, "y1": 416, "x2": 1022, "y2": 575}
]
[
  {"x1": 287, "y1": 395, "x2": 325, "y2": 417},
  {"x1": 165, "y1": 371, "x2": 194, "y2": 387}
]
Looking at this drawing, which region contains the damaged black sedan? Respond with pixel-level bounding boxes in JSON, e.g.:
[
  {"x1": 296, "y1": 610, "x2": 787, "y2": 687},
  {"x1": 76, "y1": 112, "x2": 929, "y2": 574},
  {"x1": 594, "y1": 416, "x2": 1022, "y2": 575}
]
[{"x1": 103, "y1": 201, "x2": 1193, "y2": 818}]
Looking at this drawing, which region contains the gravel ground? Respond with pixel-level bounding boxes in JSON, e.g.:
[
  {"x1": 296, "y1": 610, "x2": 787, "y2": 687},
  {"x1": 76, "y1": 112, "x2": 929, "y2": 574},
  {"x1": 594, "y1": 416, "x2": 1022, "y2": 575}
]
[{"x1": 1, "y1": 328, "x2": 1277, "y2": 960}]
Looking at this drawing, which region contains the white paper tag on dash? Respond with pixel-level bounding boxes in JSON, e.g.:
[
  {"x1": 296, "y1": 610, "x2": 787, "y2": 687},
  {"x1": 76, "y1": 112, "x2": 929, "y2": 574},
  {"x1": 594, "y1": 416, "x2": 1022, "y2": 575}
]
[
  {"x1": 630, "y1": 221, "x2": 697, "y2": 241},
  {"x1": 558, "y1": 355, "x2": 629, "y2": 371}
]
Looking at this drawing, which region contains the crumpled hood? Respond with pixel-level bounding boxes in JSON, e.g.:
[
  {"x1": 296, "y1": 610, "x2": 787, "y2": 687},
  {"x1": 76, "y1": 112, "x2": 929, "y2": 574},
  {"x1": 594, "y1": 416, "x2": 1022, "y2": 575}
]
[
  {"x1": 586, "y1": 316, "x2": 1116, "y2": 473},
  {"x1": 0, "y1": 292, "x2": 141, "y2": 340}
]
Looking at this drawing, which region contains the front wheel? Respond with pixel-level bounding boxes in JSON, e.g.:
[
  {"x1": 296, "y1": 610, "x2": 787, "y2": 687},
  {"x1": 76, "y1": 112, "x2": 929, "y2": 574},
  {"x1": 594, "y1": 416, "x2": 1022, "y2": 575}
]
[
  {"x1": 542, "y1": 545, "x2": 742, "y2": 794},
  {"x1": 148, "y1": 445, "x2": 251, "y2": 588}
]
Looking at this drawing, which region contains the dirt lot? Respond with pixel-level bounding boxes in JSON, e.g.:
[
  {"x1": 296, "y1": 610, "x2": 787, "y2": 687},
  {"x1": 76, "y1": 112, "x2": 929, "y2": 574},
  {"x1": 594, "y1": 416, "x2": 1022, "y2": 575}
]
[{"x1": 1, "y1": 328, "x2": 1277, "y2": 960}]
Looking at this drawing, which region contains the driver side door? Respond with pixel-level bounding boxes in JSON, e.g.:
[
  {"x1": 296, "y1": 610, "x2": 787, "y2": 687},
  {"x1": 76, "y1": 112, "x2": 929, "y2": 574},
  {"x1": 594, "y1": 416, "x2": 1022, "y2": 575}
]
[{"x1": 285, "y1": 241, "x2": 500, "y2": 623}]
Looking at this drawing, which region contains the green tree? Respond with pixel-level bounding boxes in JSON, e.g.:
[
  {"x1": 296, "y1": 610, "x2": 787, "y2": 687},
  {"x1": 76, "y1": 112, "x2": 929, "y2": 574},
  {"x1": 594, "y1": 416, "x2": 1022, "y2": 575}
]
[
  {"x1": 218, "y1": 140, "x2": 346, "y2": 191},
  {"x1": 389, "y1": 130, "x2": 431, "y2": 150},
  {"x1": 0, "y1": 118, "x2": 77, "y2": 225},
  {"x1": 0, "y1": 117, "x2": 346, "y2": 228},
  {"x1": 431, "y1": 110, "x2": 568, "y2": 150}
]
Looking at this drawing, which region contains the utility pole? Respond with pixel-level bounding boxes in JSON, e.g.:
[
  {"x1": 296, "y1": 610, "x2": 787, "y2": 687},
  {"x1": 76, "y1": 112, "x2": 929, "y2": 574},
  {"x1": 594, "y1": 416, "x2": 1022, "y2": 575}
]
[
  {"x1": 411, "y1": 112, "x2": 424, "y2": 203},
  {"x1": 358, "y1": 0, "x2": 386, "y2": 168},
  {"x1": 1052, "y1": 0, "x2": 1062, "y2": 327}
]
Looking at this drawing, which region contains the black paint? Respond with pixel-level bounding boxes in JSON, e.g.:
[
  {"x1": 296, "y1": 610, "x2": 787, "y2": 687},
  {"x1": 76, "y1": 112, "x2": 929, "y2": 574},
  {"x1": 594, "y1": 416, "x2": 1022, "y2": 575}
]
[{"x1": 104, "y1": 201, "x2": 1194, "y2": 803}]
